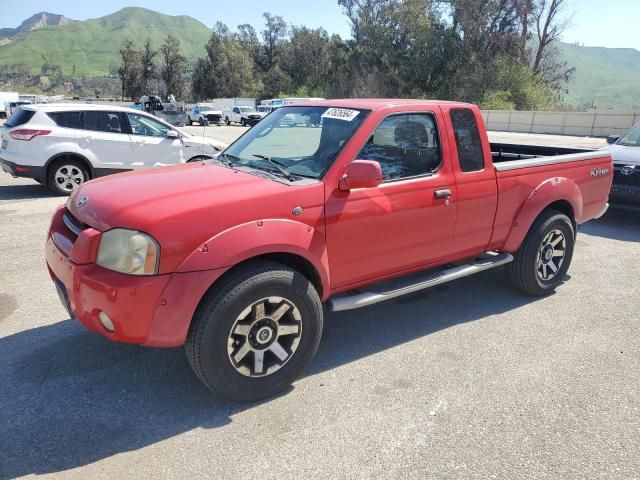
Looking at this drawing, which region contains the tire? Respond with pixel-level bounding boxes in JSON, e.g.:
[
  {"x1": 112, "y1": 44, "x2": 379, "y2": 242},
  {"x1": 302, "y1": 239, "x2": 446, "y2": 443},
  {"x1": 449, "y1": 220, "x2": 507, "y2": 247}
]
[
  {"x1": 225, "y1": 117, "x2": 230, "y2": 126},
  {"x1": 185, "y1": 261, "x2": 323, "y2": 401},
  {"x1": 507, "y1": 209, "x2": 575, "y2": 296},
  {"x1": 47, "y1": 158, "x2": 90, "y2": 196},
  {"x1": 241, "y1": 118, "x2": 246, "y2": 127},
  {"x1": 187, "y1": 155, "x2": 212, "y2": 163},
  {"x1": 187, "y1": 116, "x2": 193, "y2": 125},
  {"x1": 199, "y1": 117, "x2": 205, "y2": 126}
]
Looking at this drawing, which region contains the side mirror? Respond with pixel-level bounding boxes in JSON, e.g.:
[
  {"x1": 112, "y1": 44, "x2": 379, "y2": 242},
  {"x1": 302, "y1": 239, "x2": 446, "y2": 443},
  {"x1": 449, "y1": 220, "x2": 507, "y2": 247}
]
[
  {"x1": 607, "y1": 134, "x2": 620, "y2": 144},
  {"x1": 166, "y1": 130, "x2": 179, "y2": 139},
  {"x1": 339, "y1": 160, "x2": 383, "y2": 191}
]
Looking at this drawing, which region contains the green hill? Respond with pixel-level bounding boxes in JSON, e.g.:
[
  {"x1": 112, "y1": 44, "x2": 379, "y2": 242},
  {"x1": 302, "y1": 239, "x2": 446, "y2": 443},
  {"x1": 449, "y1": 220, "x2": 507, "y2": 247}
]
[
  {"x1": 559, "y1": 42, "x2": 640, "y2": 109},
  {"x1": 0, "y1": 7, "x2": 212, "y2": 76}
]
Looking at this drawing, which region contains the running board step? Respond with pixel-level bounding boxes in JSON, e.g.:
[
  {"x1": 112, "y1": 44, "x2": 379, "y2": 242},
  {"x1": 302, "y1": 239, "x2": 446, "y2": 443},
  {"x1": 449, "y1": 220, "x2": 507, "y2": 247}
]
[{"x1": 328, "y1": 252, "x2": 513, "y2": 312}]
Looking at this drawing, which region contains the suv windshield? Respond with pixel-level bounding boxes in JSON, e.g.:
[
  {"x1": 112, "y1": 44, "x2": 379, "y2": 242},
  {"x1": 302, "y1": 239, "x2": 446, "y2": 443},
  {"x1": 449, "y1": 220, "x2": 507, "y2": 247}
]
[
  {"x1": 619, "y1": 123, "x2": 640, "y2": 146},
  {"x1": 224, "y1": 106, "x2": 369, "y2": 179}
]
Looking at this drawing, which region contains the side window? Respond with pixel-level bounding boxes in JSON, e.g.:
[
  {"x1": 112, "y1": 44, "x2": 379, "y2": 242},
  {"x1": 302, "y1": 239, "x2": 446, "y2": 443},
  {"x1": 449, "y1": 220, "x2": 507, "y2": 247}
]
[
  {"x1": 450, "y1": 108, "x2": 484, "y2": 172},
  {"x1": 233, "y1": 107, "x2": 240, "y2": 114},
  {"x1": 357, "y1": 114, "x2": 441, "y2": 181},
  {"x1": 47, "y1": 111, "x2": 81, "y2": 128},
  {"x1": 82, "y1": 111, "x2": 123, "y2": 133},
  {"x1": 126, "y1": 112, "x2": 172, "y2": 137}
]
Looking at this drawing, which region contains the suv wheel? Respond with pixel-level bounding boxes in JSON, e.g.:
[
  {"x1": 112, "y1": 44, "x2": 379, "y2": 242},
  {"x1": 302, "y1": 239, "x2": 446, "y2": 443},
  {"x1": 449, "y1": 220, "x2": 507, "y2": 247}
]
[
  {"x1": 185, "y1": 261, "x2": 323, "y2": 401},
  {"x1": 47, "y1": 158, "x2": 89, "y2": 196},
  {"x1": 507, "y1": 209, "x2": 575, "y2": 296}
]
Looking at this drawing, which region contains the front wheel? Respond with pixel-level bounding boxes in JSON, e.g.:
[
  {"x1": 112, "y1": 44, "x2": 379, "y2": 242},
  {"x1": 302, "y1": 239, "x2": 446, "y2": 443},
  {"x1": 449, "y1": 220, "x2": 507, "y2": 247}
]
[
  {"x1": 507, "y1": 210, "x2": 575, "y2": 296},
  {"x1": 185, "y1": 262, "x2": 323, "y2": 401},
  {"x1": 241, "y1": 118, "x2": 246, "y2": 127}
]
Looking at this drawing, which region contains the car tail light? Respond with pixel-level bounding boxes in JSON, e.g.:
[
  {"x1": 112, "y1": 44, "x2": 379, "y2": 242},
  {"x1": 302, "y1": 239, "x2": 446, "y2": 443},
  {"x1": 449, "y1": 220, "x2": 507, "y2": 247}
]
[{"x1": 9, "y1": 129, "x2": 52, "y2": 141}]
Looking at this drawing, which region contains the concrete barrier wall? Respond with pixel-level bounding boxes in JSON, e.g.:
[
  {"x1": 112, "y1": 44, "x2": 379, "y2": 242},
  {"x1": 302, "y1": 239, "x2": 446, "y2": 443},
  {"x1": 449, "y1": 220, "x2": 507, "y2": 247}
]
[{"x1": 482, "y1": 110, "x2": 640, "y2": 137}]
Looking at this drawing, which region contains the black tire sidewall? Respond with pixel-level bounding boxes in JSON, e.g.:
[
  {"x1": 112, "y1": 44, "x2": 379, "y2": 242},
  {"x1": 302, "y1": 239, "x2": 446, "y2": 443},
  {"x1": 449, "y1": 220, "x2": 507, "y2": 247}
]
[
  {"x1": 524, "y1": 213, "x2": 575, "y2": 293},
  {"x1": 47, "y1": 159, "x2": 89, "y2": 196},
  {"x1": 194, "y1": 268, "x2": 322, "y2": 401}
]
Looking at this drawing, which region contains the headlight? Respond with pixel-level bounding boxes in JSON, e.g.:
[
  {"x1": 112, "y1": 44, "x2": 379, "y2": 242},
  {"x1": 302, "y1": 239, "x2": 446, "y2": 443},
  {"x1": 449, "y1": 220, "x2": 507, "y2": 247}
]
[{"x1": 96, "y1": 229, "x2": 159, "y2": 275}]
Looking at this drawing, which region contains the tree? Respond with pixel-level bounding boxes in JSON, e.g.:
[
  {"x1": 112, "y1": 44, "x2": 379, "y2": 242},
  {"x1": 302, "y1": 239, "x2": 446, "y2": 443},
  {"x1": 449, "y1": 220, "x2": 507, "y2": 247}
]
[
  {"x1": 530, "y1": 0, "x2": 574, "y2": 87},
  {"x1": 160, "y1": 34, "x2": 188, "y2": 99},
  {"x1": 261, "y1": 13, "x2": 288, "y2": 70},
  {"x1": 139, "y1": 38, "x2": 158, "y2": 93},
  {"x1": 118, "y1": 40, "x2": 141, "y2": 101}
]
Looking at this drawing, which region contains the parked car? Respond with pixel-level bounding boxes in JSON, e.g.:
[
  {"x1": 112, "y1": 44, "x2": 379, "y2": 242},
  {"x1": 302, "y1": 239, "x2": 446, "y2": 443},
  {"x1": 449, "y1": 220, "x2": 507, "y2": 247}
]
[
  {"x1": 45, "y1": 99, "x2": 612, "y2": 401},
  {"x1": 600, "y1": 123, "x2": 640, "y2": 211},
  {"x1": 223, "y1": 106, "x2": 265, "y2": 126},
  {"x1": 188, "y1": 103, "x2": 223, "y2": 126},
  {"x1": 0, "y1": 104, "x2": 226, "y2": 195},
  {"x1": 5, "y1": 100, "x2": 32, "y2": 118}
]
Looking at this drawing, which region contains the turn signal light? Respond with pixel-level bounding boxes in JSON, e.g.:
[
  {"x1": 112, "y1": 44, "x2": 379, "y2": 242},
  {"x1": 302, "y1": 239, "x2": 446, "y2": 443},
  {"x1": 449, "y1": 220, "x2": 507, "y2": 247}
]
[{"x1": 9, "y1": 129, "x2": 52, "y2": 141}]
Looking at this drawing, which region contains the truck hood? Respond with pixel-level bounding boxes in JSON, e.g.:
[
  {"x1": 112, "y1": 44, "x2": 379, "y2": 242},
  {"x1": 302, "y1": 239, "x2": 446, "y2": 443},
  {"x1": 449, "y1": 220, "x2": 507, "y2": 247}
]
[
  {"x1": 599, "y1": 144, "x2": 640, "y2": 165},
  {"x1": 67, "y1": 164, "x2": 324, "y2": 273}
]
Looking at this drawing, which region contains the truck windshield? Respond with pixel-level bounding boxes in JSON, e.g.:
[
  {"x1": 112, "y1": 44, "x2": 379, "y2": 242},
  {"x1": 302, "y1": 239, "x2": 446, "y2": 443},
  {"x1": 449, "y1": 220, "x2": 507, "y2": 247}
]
[
  {"x1": 619, "y1": 123, "x2": 640, "y2": 146},
  {"x1": 224, "y1": 106, "x2": 370, "y2": 179}
]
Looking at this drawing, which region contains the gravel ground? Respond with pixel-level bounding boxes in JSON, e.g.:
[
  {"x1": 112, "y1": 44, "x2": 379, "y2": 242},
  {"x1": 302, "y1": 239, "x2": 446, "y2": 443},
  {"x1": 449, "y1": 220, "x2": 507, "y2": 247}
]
[{"x1": 0, "y1": 128, "x2": 637, "y2": 480}]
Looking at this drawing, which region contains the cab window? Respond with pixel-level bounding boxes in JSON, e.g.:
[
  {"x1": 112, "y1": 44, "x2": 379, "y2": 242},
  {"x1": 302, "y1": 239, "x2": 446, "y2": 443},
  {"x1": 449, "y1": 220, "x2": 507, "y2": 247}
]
[
  {"x1": 357, "y1": 113, "x2": 441, "y2": 181},
  {"x1": 450, "y1": 108, "x2": 485, "y2": 172}
]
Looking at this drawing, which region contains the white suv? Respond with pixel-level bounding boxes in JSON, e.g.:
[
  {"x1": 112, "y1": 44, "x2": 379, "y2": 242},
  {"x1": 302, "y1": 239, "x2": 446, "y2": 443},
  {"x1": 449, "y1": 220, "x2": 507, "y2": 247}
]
[{"x1": 0, "y1": 104, "x2": 227, "y2": 195}]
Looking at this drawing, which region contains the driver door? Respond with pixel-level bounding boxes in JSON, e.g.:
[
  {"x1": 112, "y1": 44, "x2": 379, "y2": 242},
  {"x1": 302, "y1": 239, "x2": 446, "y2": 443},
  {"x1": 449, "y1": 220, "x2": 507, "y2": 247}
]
[
  {"x1": 325, "y1": 111, "x2": 458, "y2": 289},
  {"x1": 125, "y1": 112, "x2": 184, "y2": 167}
]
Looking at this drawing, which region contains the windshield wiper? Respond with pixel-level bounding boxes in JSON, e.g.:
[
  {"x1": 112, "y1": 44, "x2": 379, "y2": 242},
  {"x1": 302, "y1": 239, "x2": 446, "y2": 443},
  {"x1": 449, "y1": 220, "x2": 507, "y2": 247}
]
[
  {"x1": 252, "y1": 154, "x2": 295, "y2": 181},
  {"x1": 217, "y1": 153, "x2": 239, "y2": 167}
]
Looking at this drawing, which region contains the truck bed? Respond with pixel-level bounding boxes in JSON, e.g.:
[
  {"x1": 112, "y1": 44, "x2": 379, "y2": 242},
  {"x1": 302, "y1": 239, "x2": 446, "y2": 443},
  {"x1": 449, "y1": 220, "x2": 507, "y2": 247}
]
[{"x1": 491, "y1": 143, "x2": 592, "y2": 162}]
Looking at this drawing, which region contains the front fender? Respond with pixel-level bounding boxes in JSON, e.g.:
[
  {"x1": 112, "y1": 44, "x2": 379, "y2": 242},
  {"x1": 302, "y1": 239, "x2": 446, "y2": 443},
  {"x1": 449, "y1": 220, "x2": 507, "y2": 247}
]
[
  {"x1": 176, "y1": 219, "x2": 330, "y2": 299},
  {"x1": 502, "y1": 177, "x2": 583, "y2": 252}
]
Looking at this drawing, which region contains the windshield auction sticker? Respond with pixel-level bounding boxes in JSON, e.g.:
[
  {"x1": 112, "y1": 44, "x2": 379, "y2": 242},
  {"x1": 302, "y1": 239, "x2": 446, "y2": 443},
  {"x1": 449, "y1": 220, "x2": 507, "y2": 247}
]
[{"x1": 321, "y1": 108, "x2": 360, "y2": 122}]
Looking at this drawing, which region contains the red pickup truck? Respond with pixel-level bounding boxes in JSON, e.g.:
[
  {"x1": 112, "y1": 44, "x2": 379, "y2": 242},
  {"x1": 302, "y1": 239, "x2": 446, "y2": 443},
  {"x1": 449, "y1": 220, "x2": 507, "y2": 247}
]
[{"x1": 46, "y1": 99, "x2": 612, "y2": 400}]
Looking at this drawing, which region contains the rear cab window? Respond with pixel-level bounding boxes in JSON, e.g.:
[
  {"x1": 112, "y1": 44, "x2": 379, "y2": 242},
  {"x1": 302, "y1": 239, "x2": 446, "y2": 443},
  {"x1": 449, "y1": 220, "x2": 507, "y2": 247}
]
[
  {"x1": 47, "y1": 111, "x2": 81, "y2": 128},
  {"x1": 450, "y1": 108, "x2": 485, "y2": 172},
  {"x1": 4, "y1": 108, "x2": 36, "y2": 128}
]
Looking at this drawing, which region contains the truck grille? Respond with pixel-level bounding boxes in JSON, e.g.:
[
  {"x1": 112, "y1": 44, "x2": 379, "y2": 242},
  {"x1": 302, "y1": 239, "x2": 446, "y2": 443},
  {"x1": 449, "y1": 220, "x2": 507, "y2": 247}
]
[
  {"x1": 613, "y1": 164, "x2": 640, "y2": 187},
  {"x1": 63, "y1": 209, "x2": 86, "y2": 238}
]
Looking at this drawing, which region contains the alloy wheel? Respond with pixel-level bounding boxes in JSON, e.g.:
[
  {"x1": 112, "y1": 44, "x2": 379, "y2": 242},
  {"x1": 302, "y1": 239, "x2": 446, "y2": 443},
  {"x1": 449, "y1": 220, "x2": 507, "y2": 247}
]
[
  {"x1": 227, "y1": 296, "x2": 302, "y2": 377},
  {"x1": 536, "y1": 229, "x2": 566, "y2": 281}
]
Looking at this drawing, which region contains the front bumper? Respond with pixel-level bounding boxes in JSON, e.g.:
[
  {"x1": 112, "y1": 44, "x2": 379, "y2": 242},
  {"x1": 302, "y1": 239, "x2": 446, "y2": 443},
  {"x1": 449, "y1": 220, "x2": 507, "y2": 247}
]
[
  {"x1": 245, "y1": 117, "x2": 262, "y2": 126},
  {"x1": 45, "y1": 207, "x2": 229, "y2": 347},
  {"x1": 610, "y1": 183, "x2": 640, "y2": 210}
]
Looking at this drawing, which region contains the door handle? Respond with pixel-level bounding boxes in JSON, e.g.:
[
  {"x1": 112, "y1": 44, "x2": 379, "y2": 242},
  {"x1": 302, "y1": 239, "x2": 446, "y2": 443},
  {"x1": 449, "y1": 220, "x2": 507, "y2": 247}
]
[{"x1": 434, "y1": 188, "x2": 452, "y2": 199}]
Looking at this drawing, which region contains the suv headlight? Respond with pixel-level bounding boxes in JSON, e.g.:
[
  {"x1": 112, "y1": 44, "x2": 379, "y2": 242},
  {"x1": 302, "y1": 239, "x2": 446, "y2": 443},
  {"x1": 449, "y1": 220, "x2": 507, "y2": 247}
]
[{"x1": 97, "y1": 229, "x2": 159, "y2": 275}]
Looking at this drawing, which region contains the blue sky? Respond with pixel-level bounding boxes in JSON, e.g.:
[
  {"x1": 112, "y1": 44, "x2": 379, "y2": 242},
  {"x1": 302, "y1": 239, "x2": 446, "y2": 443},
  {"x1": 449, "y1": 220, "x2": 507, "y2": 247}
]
[{"x1": 2, "y1": 0, "x2": 639, "y2": 50}]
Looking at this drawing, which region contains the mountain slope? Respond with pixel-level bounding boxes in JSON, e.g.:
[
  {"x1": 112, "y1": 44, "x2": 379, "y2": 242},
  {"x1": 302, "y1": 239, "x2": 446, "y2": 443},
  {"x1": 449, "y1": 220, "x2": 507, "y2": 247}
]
[
  {"x1": 559, "y1": 43, "x2": 640, "y2": 109},
  {"x1": 0, "y1": 7, "x2": 212, "y2": 76},
  {"x1": 0, "y1": 12, "x2": 74, "y2": 43}
]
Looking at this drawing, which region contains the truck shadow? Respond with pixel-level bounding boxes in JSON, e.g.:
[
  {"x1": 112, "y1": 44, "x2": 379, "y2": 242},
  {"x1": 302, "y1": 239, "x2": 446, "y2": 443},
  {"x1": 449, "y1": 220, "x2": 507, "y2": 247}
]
[
  {"x1": 580, "y1": 208, "x2": 640, "y2": 243},
  {"x1": 0, "y1": 268, "x2": 544, "y2": 478}
]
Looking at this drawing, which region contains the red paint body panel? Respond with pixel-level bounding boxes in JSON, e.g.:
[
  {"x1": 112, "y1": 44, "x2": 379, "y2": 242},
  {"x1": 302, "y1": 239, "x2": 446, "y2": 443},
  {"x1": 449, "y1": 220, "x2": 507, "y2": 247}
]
[{"x1": 44, "y1": 99, "x2": 613, "y2": 347}]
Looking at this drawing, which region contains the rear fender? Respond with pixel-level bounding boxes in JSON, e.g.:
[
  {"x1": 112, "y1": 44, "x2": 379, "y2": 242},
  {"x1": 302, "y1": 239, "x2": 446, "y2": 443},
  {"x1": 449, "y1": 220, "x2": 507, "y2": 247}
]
[
  {"x1": 501, "y1": 177, "x2": 583, "y2": 252},
  {"x1": 176, "y1": 219, "x2": 330, "y2": 298}
]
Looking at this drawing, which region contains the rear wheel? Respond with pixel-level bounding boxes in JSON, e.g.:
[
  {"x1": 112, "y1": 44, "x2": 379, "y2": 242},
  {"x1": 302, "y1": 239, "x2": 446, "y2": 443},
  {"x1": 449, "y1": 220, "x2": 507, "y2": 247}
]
[
  {"x1": 507, "y1": 210, "x2": 575, "y2": 296},
  {"x1": 47, "y1": 158, "x2": 90, "y2": 196},
  {"x1": 225, "y1": 117, "x2": 230, "y2": 126},
  {"x1": 185, "y1": 262, "x2": 323, "y2": 401}
]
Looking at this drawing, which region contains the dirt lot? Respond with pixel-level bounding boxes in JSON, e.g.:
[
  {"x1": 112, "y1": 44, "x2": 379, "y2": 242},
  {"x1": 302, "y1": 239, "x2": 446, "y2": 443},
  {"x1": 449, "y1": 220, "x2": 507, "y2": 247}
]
[{"x1": 0, "y1": 128, "x2": 638, "y2": 479}]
